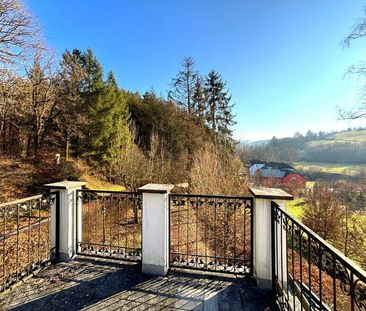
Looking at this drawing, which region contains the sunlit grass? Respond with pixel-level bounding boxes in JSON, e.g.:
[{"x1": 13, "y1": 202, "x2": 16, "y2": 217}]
[
  {"x1": 294, "y1": 162, "x2": 366, "y2": 176},
  {"x1": 286, "y1": 198, "x2": 305, "y2": 221}
]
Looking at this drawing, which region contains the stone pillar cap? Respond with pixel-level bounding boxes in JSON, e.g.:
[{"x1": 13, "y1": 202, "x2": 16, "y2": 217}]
[
  {"x1": 249, "y1": 186, "x2": 293, "y2": 200},
  {"x1": 44, "y1": 181, "x2": 87, "y2": 190},
  {"x1": 138, "y1": 184, "x2": 174, "y2": 194}
]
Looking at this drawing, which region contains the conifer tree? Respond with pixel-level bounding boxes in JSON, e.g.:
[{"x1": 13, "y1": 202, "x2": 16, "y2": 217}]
[
  {"x1": 105, "y1": 71, "x2": 131, "y2": 164},
  {"x1": 204, "y1": 70, "x2": 236, "y2": 150},
  {"x1": 192, "y1": 76, "x2": 207, "y2": 122},
  {"x1": 75, "y1": 49, "x2": 130, "y2": 166},
  {"x1": 57, "y1": 49, "x2": 85, "y2": 160},
  {"x1": 168, "y1": 56, "x2": 198, "y2": 115}
]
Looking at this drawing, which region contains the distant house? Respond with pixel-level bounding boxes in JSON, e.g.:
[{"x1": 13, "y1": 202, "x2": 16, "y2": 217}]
[
  {"x1": 250, "y1": 161, "x2": 306, "y2": 188},
  {"x1": 249, "y1": 160, "x2": 266, "y2": 176}
]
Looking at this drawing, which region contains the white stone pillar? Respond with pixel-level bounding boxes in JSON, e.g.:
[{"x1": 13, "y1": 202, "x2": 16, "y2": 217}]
[
  {"x1": 138, "y1": 184, "x2": 174, "y2": 276},
  {"x1": 249, "y1": 187, "x2": 293, "y2": 290},
  {"x1": 44, "y1": 181, "x2": 87, "y2": 262}
]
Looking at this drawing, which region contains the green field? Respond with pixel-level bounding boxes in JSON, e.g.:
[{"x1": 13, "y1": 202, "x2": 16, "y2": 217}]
[
  {"x1": 287, "y1": 198, "x2": 305, "y2": 220},
  {"x1": 294, "y1": 162, "x2": 366, "y2": 176},
  {"x1": 306, "y1": 130, "x2": 366, "y2": 147},
  {"x1": 334, "y1": 129, "x2": 366, "y2": 142}
]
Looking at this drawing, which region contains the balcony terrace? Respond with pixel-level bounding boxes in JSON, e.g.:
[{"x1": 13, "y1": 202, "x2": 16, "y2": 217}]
[
  {"x1": 0, "y1": 181, "x2": 365, "y2": 310},
  {"x1": 0, "y1": 256, "x2": 276, "y2": 310}
]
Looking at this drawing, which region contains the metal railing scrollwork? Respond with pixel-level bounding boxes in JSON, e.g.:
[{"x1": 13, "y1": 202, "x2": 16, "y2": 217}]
[
  {"x1": 272, "y1": 201, "x2": 366, "y2": 311},
  {"x1": 169, "y1": 194, "x2": 253, "y2": 275},
  {"x1": 0, "y1": 193, "x2": 57, "y2": 292}
]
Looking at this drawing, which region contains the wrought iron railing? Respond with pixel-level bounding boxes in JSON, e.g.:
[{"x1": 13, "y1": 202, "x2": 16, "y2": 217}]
[
  {"x1": 0, "y1": 193, "x2": 57, "y2": 292},
  {"x1": 76, "y1": 190, "x2": 142, "y2": 262},
  {"x1": 169, "y1": 194, "x2": 253, "y2": 274},
  {"x1": 272, "y1": 201, "x2": 366, "y2": 311}
]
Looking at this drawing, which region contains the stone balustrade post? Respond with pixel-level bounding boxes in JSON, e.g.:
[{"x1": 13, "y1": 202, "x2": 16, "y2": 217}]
[
  {"x1": 44, "y1": 181, "x2": 86, "y2": 262},
  {"x1": 138, "y1": 184, "x2": 174, "y2": 276},
  {"x1": 249, "y1": 187, "x2": 293, "y2": 290}
]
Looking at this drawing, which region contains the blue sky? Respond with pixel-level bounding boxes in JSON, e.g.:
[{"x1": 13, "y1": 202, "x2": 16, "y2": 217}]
[{"x1": 28, "y1": 0, "x2": 366, "y2": 141}]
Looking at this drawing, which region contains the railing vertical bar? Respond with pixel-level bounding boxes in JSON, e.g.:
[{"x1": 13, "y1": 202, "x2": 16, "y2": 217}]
[
  {"x1": 223, "y1": 199, "x2": 227, "y2": 270},
  {"x1": 186, "y1": 196, "x2": 189, "y2": 266},
  {"x1": 205, "y1": 199, "x2": 208, "y2": 269},
  {"x1": 214, "y1": 197, "x2": 217, "y2": 269},
  {"x1": 87, "y1": 192, "x2": 90, "y2": 252},
  {"x1": 177, "y1": 198, "x2": 180, "y2": 265},
  {"x1": 233, "y1": 199, "x2": 237, "y2": 273},
  {"x1": 132, "y1": 195, "x2": 136, "y2": 256},
  {"x1": 280, "y1": 211, "x2": 284, "y2": 296},
  {"x1": 3, "y1": 205, "x2": 6, "y2": 290},
  {"x1": 168, "y1": 194, "x2": 171, "y2": 267},
  {"x1": 308, "y1": 235, "x2": 312, "y2": 311},
  {"x1": 16, "y1": 203, "x2": 19, "y2": 282},
  {"x1": 117, "y1": 195, "x2": 120, "y2": 253},
  {"x1": 319, "y1": 245, "x2": 323, "y2": 311},
  {"x1": 37, "y1": 198, "x2": 41, "y2": 267},
  {"x1": 250, "y1": 197, "x2": 254, "y2": 275},
  {"x1": 27, "y1": 201, "x2": 31, "y2": 275},
  {"x1": 244, "y1": 200, "x2": 247, "y2": 273},
  {"x1": 94, "y1": 196, "x2": 98, "y2": 250},
  {"x1": 125, "y1": 195, "x2": 128, "y2": 258},
  {"x1": 285, "y1": 211, "x2": 289, "y2": 306},
  {"x1": 195, "y1": 197, "x2": 198, "y2": 269},
  {"x1": 275, "y1": 206, "x2": 279, "y2": 293},
  {"x1": 292, "y1": 219, "x2": 295, "y2": 311},
  {"x1": 102, "y1": 197, "x2": 106, "y2": 254},
  {"x1": 350, "y1": 270, "x2": 355, "y2": 311},
  {"x1": 332, "y1": 253, "x2": 336, "y2": 311},
  {"x1": 299, "y1": 227, "x2": 303, "y2": 311},
  {"x1": 109, "y1": 195, "x2": 112, "y2": 256}
]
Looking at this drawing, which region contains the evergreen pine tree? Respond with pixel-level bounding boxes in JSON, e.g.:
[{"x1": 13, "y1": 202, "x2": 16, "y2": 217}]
[
  {"x1": 105, "y1": 71, "x2": 131, "y2": 164},
  {"x1": 57, "y1": 49, "x2": 85, "y2": 160},
  {"x1": 204, "y1": 70, "x2": 236, "y2": 150},
  {"x1": 192, "y1": 76, "x2": 207, "y2": 122},
  {"x1": 75, "y1": 49, "x2": 130, "y2": 165},
  {"x1": 168, "y1": 56, "x2": 198, "y2": 115}
]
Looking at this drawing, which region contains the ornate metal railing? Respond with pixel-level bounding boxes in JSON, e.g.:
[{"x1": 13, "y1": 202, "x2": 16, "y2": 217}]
[
  {"x1": 0, "y1": 193, "x2": 57, "y2": 292},
  {"x1": 169, "y1": 194, "x2": 253, "y2": 275},
  {"x1": 76, "y1": 190, "x2": 142, "y2": 262},
  {"x1": 272, "y1": 201, "x2": 366, "y2": 311}
]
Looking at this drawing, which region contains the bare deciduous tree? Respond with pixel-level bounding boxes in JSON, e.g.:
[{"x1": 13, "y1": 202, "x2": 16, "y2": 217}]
[
  {"x1": 189, "y1": 143, "x2": 248, "y2": 196},
  {"x1": 0, "y1": 0, "x2": 38, "y2": 65},
  {"x1": 21, "y1": 50, "x2": 59, "y2": 155},
  {"x1": 340, "y1": 6, "x2": 366, "y2": 119},
  {"x1": 303, "y1": 183, "x2": 345, "y2": 241},
  {"x1": 168, "y1": 56, "x2": 198, "y2": 115}
]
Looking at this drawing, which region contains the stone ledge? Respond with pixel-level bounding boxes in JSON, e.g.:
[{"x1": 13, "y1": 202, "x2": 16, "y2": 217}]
[
  {"x1": 44, "y1": 181, "x2": 87, "y2": 190},
  {"x1": 249, "y1": 186, "x2": 293, "y2": 200},
  {"x1": 138, "y1": 184, "x2": 174, "y2": 194}
]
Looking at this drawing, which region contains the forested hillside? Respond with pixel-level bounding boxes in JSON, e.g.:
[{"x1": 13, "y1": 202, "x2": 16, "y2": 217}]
[{"x1": 0, "y1": 1, "x2": 246, "y2": 198}]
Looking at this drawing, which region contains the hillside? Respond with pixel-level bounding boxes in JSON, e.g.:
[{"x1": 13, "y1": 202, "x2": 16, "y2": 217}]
[
  {"x1": 0, "y1": 154, "x2": 124, "y2": 203},
  {"x1": 241, "y1": 128, "x2": 366, "y2": 164}
]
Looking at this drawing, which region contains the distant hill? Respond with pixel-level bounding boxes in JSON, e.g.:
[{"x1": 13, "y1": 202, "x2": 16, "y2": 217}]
[
  {"x1": 238, "y1": 139, "x2": 270, "y2": 147},
  {"x1": 238, "y1": 128, "x2": 366, "y2": 164}
]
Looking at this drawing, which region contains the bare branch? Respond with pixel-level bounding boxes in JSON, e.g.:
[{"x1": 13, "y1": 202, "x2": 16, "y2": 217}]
[{"x1": 0, "y1": 0, "x2": 38, "y2": 65}]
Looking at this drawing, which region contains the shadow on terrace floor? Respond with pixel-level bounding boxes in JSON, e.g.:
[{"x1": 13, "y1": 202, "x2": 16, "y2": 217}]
[{"x1": 0, "y1": 256, "x2": 277, "y2": 311}]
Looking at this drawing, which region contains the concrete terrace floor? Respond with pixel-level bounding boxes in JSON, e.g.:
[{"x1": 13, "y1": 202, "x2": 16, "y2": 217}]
[{"x1": 0, "y1": 256, "x2": 278, "y2": 311}]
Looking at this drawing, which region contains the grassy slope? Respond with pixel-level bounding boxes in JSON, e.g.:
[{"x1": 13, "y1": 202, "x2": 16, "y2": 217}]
[
  {"x1": 307, "y1": 129, "x2": 366, "y2": 147},
  {"x1": 286, "y1": 197, "x2": 305, "y2": 220},
  {"x1": 0, "y1": 154, "x2": 124, "y2": 202},
  {"x1": 294, "y1": 161, "x2": 366, "y2": 176},
  {"x1": 334, "y1": 129, "x2": 366, "y2": 142}
]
